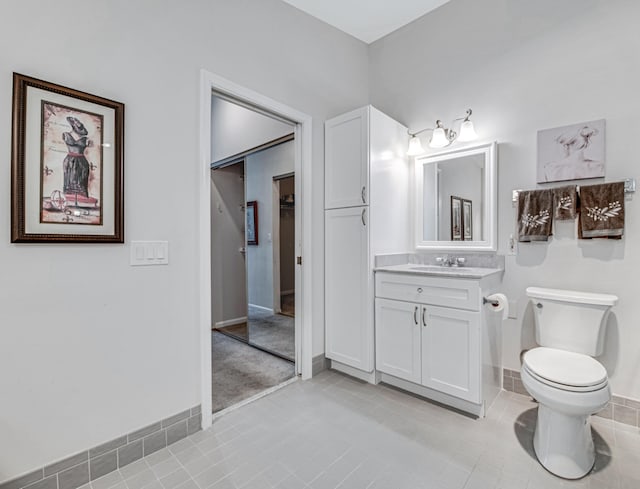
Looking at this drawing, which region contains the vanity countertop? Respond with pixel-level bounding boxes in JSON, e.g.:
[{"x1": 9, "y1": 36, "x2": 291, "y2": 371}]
[{"x1": 374, "y1": 263, "x2": 503, "y2": 279}]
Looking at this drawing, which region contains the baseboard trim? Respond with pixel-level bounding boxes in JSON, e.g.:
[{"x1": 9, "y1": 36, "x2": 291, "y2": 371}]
[
  {"x1": 380, "y1": 373, "x2": 483, "y2": 418},
  {"x1": 248, "y1": 303, "x2": 274, "y2": 314},
  {"x1": 0, "y1": 405, "x2": 202, "y2": 489},
  {"x1": 214, "y1": 317, "x2": 247, "y2": 328},
  {"x1": 330, "y1": 360, "x2": 380, "y2": 384},
  {"x1": 312, "y1": 354, "x2": 329, "y2": 376}
]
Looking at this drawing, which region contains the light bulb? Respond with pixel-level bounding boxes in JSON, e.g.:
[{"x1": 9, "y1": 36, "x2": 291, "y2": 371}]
[
  {"x1": 429, "y1": 127, "x2": 450, "y2": 148},
  {"x1": 457, "y1": 120, "x2": 478, "y2": 142},
  {"x1": 407, "y1": 135, "x2": 424, "y2": 155}
]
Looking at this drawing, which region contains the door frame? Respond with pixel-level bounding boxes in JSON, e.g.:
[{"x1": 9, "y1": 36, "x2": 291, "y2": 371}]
[
  {"x1": 272, "y1": 172, "x2": 295, "y2": 315},
  {"x1": 199, "y1": 69, "x2": 313, "y2": 429},
  {"x1": 272, "y1": 178, "x2": 281, "y2": 314}
]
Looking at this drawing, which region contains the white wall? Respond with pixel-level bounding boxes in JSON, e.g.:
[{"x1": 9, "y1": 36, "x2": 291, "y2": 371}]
[
  {"x1": 211, "y1": 96, "x2": 293, "y2": 163},
  {"x1": 246, "y1": 142, "x2": 295, "y2": 309},
  {"x1": 370, "y1": 0, "x2": 640, "y2": 399},
  {"x1": 0, "y1": 0, "x2": 368, "y2": 481},
  {"x1": 211, "y1": 163, "x2": 247, "y2": 325}
]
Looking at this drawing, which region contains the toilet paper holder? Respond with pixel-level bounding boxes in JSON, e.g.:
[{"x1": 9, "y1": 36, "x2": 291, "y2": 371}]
[{"x1": 483, "y1": 296, "x2": 500, "y2": 307}]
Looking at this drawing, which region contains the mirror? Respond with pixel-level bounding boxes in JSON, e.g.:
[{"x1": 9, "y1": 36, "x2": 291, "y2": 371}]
[{"x1": 415, "y1": 142, "x2": 497, "y2": 251}]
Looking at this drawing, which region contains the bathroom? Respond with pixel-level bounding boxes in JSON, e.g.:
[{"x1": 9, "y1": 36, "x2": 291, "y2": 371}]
[{"x1": 1, "y1": 1, "x2": 639, "y2": 488}]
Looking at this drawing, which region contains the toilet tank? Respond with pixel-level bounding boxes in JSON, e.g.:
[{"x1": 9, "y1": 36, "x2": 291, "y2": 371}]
[{"x1": 526, "y1": 287, "x2": 618, "y2": 356}]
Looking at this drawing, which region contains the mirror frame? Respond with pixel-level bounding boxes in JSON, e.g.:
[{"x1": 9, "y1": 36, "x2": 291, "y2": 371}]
[{"x1": 414, "y1": 141, "x2": 497, "y2": 251}]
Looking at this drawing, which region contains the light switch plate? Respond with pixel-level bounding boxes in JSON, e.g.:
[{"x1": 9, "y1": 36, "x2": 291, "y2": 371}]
[
  {"x1": 130, "y1": 241, "x2": 169, "y2": 266},
  {"x1": 508, "y1": 301, "x2": 517, "y2": 319}
]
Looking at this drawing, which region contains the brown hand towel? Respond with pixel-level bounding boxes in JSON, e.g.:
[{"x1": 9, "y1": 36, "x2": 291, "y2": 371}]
[
  {"x1": 578, "y1": 182, "x2": 625, "y2": 239},
  {"x1": 518, "y1": 189, "x2": 553, "y2": 242},
  {"x1": 553, "y1": 185, "x2": 578, "y2": 220}
]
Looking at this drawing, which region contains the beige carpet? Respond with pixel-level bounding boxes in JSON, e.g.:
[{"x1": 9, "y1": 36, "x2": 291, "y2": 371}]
[
  {"x1": 211, "y1": 331, "x2": 295, "y2": 413},
  {"x1": 247, "y1": 305, "x2": 295, "y2": 361}
]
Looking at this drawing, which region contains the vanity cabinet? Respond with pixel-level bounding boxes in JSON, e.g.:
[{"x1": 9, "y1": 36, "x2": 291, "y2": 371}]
[
  {"x1": 375, "y1": 270, "x2": 501, "y2": 416},
  {"x1": 375, "y1": 298, "x2": 421, "y2": 383},
  {"x1": 421, "y1": 305, "x2": 480, "y2": 402},
  {"x1": 324, "y1": 106, "x2": 410, "y2": 379}
]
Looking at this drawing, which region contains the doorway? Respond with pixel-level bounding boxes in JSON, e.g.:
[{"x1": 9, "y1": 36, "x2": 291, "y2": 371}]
[
  {"x1": 209, "y1": 95, "x2": 299, "y2": 413},
  {"x1": 199, "y1": 70, "x2": 313, "y2": 427}
]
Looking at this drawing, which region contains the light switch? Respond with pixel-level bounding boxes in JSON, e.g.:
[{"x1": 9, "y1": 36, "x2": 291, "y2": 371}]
[
  {"x1": 131, "y1": 241, "x2": 169, "y2": 266},
  {"x1": 508, "y1": 301, "x2": 517, "y2": 319}
]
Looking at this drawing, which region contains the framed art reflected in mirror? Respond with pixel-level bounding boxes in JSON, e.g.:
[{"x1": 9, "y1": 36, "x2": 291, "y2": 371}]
[
  {"x1": 463, "y1": 199, "x2": 473, "y2": 241},
  {"x1": 246, "y1": 200, "x2": 258, "y2": 245},
  {"x1": 450, "y1": 196, "x2": 462, "y2": 241}
]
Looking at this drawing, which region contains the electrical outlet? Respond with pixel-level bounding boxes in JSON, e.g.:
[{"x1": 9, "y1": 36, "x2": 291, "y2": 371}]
[{"x1": 508, "y1": 234, "x2": 517, "y2": 255}]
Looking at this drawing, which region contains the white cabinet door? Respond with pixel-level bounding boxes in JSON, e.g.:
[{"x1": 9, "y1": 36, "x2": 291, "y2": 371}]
[
  {"x1": 325, "y1": 107, "x2": 369, "y2": 209},
  {"x1": 421, "y1": 305, "x2": 480, "y2": 403},
  {"x1": 375, "y1": 298, "x2": 421, "y2": 384},
  {"x1": 325, "y1": 207, "x2": 372, "y2": 371}
]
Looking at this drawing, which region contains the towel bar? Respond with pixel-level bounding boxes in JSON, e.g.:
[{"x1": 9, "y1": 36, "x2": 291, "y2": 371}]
[{"x1": 512, "y1": 178, "x2": 636, "y2": 204}]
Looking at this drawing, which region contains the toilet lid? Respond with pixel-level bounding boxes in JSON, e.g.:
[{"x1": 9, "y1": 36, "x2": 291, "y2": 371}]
[{"x1": 523, "y1": 347, "x2": 608, "y2": 388}]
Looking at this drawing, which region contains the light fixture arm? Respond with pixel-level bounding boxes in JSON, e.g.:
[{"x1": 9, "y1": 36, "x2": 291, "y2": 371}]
[
  {"x1": 452, "y1": 109, "x2": 473, "y2": 124},
  {"x1": 408, "y1": 126, "x2": 435, "y2": 138},
  {"x1": 407, "y1": 109, "x2": 476, "y2": 154}
]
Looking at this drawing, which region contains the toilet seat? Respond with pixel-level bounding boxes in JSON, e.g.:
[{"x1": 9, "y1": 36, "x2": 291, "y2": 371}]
[{"x1": 523, "y1": 347, "x2": 608, "y2": 393}]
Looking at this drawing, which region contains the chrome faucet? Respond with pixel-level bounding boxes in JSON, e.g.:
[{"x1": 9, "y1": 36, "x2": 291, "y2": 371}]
[{"x1": 436, "y1": 255, "x2": 466, "y2": 267}]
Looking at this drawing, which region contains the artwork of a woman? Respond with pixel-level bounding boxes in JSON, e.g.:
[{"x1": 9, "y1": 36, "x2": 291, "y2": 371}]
[
  {"x1": 538, "y1": 120, "x2": 606, "y2": 183},
  {"x1": 62, "y1": 116, "x2": 91, "y2": 197}
]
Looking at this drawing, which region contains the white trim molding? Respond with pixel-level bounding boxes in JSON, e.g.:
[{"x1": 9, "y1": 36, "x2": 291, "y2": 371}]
[{"x1": 199, "y1": 69, "x2": 313, "y2": 431}]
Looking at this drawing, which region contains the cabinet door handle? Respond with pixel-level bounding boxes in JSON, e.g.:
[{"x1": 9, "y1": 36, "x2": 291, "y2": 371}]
[
  {"x1": 422, "y1": 307, "x2": 427, "y2": 327},
  {"x1": 361, "y1": 208, "x2": 367, "y2": 226},
  {"x1": 361, "y1": 186, "x2": 366, "y2": 204},
  {"x1": 414, "y1": 306, "x2": 418, "y2": 325}
]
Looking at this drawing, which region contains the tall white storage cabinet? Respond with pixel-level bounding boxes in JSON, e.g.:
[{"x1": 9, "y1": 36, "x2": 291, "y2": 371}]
[{"x1": 325, "y1": 106, "x2": 410, "y2": 380}]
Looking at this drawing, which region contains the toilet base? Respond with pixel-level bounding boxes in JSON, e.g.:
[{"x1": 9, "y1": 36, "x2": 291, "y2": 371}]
[{"x1": 533, "y1": 404, "x2": 595, "y2": 479}]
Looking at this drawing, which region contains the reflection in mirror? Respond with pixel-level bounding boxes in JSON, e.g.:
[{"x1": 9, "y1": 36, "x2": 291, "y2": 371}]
[
  {"x1": 415, "y1": 142, "x2": 497, "y2": 251},
  {"x1": 422, "y1": 154, "x2": 484, "y2": 241}
]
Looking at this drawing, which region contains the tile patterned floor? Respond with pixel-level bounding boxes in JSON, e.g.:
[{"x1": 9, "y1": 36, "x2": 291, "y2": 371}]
[{"x1": 81, "y1": 371, "x2": 640, "y2": 489}]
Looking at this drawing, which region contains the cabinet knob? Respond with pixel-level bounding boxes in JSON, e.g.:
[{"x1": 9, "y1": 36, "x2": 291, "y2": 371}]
[{"x1": 417, "y1": 287, "x2": 423, "y2": 293}]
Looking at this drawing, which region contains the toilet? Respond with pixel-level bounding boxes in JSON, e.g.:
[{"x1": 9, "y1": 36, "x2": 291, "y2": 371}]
[{"x1": 521, "y1": 287, "x2": 618, "y2": 479}]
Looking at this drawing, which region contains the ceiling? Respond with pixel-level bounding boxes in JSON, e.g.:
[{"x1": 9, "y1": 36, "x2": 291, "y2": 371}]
[{"x1": 281, "y1": 0, "x2": 451, "y2": 44}]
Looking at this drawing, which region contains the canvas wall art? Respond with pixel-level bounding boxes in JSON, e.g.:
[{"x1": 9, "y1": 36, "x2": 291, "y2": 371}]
[{"x1": 537, "y1": 119, "x2": 605, "y2": 183}]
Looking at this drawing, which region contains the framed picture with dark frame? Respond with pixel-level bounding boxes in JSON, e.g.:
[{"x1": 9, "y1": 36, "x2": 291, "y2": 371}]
[
  {"x1": 462, "y1": 199, "x2": 473, "y2": 241},
  {"x1": 246, "y1": 200, "x2": 258, "y2": 245},
  {"x1": 450, "y1": 196, "x2": 462, "y2": 241},
  {"x1": 11, "y1": 73, "x2": 124, "y2": 243}
]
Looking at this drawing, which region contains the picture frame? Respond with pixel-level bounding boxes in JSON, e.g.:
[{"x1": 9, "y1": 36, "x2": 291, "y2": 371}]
[
  {"x1": 246, "y1": 200, "x2": 258, "y2": 245},
  {"x1": 462, "y1": 199, "x2": 473, "y2": 241},
  {"x1": 537, "y1": 119, "x2": 606, "y2": 183},
  {"x1": 450, "y1": 196, "x2": 462, "y2": 241},
  {"x1": 11, "y1": 73, "x2": 124, "y2": 243}
]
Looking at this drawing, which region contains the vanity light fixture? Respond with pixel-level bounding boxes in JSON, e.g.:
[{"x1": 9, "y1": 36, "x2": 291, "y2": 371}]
[{"x1": 407, "y1": 109, "x2": 477, "y2": 155}]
